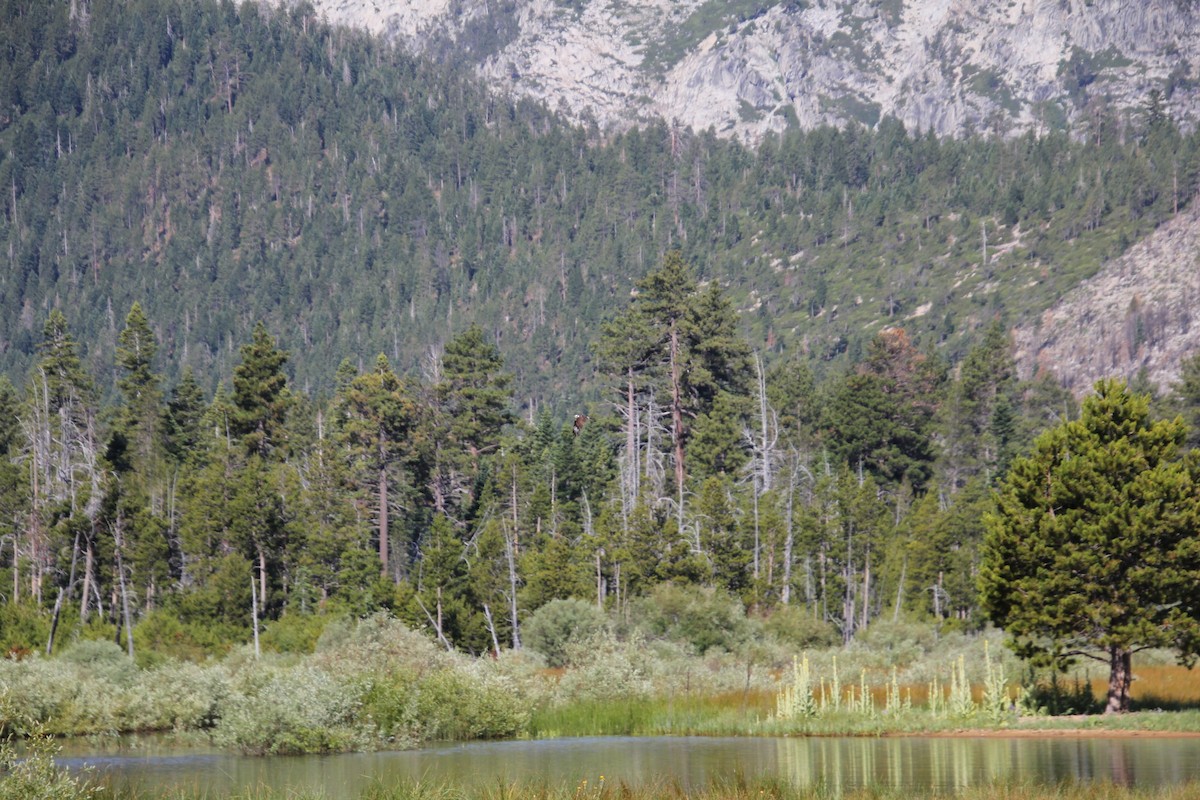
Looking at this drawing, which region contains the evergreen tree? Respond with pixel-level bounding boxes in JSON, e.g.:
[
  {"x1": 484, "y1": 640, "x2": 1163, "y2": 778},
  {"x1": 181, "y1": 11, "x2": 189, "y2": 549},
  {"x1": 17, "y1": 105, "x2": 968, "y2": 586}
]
[
  {"x1": 939, "y1": 320, "x2": 1018, "y2": 489},
  {"x1": 596, "y1": 251, "x2": 750, "y2": 534},
  {"x1": 336, "y1": 354, "x2": 424, "y2": 579},
  {"x1": 231, "y1": 323, "x2": 291, "y2": 458},
  {"x1": 162, "y1": 367, "x2": 208, "y2": 465},
  {"x1": 434, "y1": 324, "x2": 514, "y2": 517},
  {"x1": 981, "y1": 379, "x2": 1200, "y2": 713},
  {"x1": 822, "y1": 329, "x2": 942, "y2": 491}
]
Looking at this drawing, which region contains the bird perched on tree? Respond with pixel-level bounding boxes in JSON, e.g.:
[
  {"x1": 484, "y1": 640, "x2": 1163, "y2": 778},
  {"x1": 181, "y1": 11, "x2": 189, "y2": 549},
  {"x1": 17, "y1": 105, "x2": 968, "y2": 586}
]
[{"x1": 573, "y1": 414, "x2": 588, "y2": 436}]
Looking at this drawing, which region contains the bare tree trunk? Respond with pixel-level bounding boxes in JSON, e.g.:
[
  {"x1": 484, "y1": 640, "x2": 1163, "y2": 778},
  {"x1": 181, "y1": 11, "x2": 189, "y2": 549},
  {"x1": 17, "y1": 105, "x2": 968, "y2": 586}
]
[
  {"x1": 781, "y1": 456, "x2": 801, "y2": 605},
  {"x1": 860, "y1": 548, "x2": 871, "y2": 632},
  {"x1": 251, "y1": 569, "x2": 261, "y2": 658},
  {"x1": 378, "y1": 458, "x2": 389, "y2": 579},
  {"x1": 669, "y1": 322, "x2": 685, "y2": 532},
  {"x1": 415, "y1": 590, "x2": 453, "y2": 651},
  {"x1": 114, "y1": 513, "x2": 135, "y2": 658},
  {"x1": 504, "y1": 523, "x2": 521, "y2": 650},
  {"x1": 482, "y1": 602, "x2": 501, "y2": 658},
  {"x1": 46, "y1": 586, "x2": 64, "y2": 655},
  {"x1": 257, "y1": 546, "x2": 267, "y2": 614},
  {"x1": 751, "y1": 488, "x2": 760, "y2": 583},
  {"x1": 80, "y1": 531, "x2": 94, "y2": 623},
  {"x1": 625, "y1": 372, "x2": 638, "y2": 517}
]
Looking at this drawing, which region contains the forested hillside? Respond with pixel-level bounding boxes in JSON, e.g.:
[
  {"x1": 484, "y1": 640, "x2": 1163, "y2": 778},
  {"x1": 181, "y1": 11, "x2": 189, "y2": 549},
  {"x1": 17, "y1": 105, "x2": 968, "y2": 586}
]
[
  {"x1": 3, "y1": 0, "x2": 1200, "y2": 661},
  {"x1": 2, "y1": 0, "x2": 1197, "y2": 408}
]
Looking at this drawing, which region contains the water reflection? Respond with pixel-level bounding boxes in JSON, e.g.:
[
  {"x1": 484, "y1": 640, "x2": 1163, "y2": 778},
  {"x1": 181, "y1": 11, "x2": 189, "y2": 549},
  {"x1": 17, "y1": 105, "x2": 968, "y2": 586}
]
[{"x1": 60, "y1": 735, "x2": 1200, "y2": 798}]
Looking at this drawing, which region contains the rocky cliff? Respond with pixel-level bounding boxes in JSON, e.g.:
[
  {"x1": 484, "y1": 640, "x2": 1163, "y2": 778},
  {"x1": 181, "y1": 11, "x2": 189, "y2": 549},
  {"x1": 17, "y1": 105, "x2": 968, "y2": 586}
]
[
  {"x1": 1012, "y1": 205, "x2": 1200, "y2": 397},
  {"x1": 307, "y1": 0, "x2": 1200, "y2": 141}
]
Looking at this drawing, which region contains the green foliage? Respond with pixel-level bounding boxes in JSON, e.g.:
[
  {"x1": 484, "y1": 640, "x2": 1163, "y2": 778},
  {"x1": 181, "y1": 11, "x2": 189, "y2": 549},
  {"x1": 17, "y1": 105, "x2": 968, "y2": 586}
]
[
  {"x1": 232, "y1": 323, "x2": 292, "y2": 458},
  {"x1": 522, "y1": 598, "x2": 609, "y2": 667},
  {"x1": 260, "y1": 612, "x2": 331, "y2": 655},
  {"x1": 133, "y1": 607, "x2": 240, "y2": 664},
  {"x1": 763, "y1": 606, "x2": 839, "y2": 650},
  {"x1": 58, "y1": 640, "x2": 137, "y2": 686},
  {"x1": 413, "y1": 666, "x2": 529, "y2": 740},
  {"x1": 633, "y1": 584, "x2": 751, "y2": 655},
  {"x1": 982, "y1": 379, "x2": 1200, "y2": 712},
  {"x1": 213, "y1": 662, "x2": 367, "y2": 754},
  {"x1": 0, "y1": 603, "x2": 48, "y2": 656},
  {"x1": 0, "y1": 0, "x2": 1197, "y2": 702},
  {"x1": 0, "y1": 728, "x2": 93, "y2": 800}
]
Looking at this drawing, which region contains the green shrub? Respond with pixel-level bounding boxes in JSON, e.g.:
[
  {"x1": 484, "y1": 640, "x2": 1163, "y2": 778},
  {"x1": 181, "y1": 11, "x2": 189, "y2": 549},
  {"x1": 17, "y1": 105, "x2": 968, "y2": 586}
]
[
  {"x1": 129, "y1": 661, "x2": 231, "y2": 731},
  {"x1": 213, "y1": 662, "x2": 367, "y2": 754},
  {"x1": 132, "y1": 608, "x2": 239, "y2": 665},
  {"x1": 763, "y1": 606, "x2": 839, "y2": 650},
  {"x1": 59, "y1": 640, "x2": 138, "y2": 686},
  {"x1": 633, "y1": 585, "x2": 751, "y2": 654},
  {"x1": 0, "y1": 657, "x2": 77, "y2": 732},
  {"x1": 555, "y1": 634, "x2": 652, "y2": 702},
  {"x1": 313, "y1": 612, "x2": 445, "y2": 677},
  {"x1": 0, "y1": 731, "x2": 93, "y2": 800},
  {"x1": 360, "y1": 673, "x2": 420, "y2": 746},
  {"x1": 415, "y1": 666, "x2": 529, "y2": 740},
  {"x1": 0, "y1": 603, "x2": 48, "y2": 657},
  {"x1": 523, "y1": 599, "x2": 609, "y2": 667},
  {"x1": 261, "y1": 612, "x2": 331, "y2": 654}
]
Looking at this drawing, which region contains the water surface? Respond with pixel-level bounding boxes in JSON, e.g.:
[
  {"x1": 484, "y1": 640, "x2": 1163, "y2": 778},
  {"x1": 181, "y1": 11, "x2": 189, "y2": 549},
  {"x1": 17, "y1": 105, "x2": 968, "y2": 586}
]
[{"x1": 59, "y1": 734, "x2": 1200, "y2": 797}]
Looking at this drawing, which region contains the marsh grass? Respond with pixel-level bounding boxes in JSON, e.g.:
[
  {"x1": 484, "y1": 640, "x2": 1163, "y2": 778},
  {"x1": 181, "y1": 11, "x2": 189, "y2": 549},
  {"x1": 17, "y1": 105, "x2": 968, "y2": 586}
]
[{"x1": 529, "y1": 691, "x2": 776, "y2": 738}]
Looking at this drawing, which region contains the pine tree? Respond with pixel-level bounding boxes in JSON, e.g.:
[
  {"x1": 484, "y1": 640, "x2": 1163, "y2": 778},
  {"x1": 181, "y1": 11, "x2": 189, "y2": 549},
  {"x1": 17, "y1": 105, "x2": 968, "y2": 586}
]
[
  {"x1": 434, "y1": 324, "x2": 514, "y2": 517},
  {"x1": 982, "y1": 379, "x2": 1200, "y2": 713},
  {"x1": 162, "y1": 367, "x2": 208, "y2": 465},
  {"x1": 231, "y1": 322, "x2": 291, "y2": 458},
  {"x1": 336, "y1": 354, "x2": 424, "y2": 579}
]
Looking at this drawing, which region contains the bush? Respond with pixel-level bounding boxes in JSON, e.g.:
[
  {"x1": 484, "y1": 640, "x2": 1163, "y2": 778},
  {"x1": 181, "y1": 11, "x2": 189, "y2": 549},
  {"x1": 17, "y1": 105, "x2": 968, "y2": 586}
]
[
  {"x1": 261, "y1": 612, "x2": 330, "y2": 654},
  {"x1": 523, "y1": 599, "x2": 609, "y2": 667},
  {"x1": 133, "y1": 607, "x2": 239, "y2": 665},
  {"x1": 0, "y1": 731, "x2": 92, "y2": 800},
  {"x1": 0, "y1": 603, "x2": 48, "y2": 657},
  {"x1": 762, "y1": 606, "x2": 839, "y2": 650},
  {"x1": 0, "y1": 657, "x2": 80, "y2": 733},
  {"x1": 359, "y1": 672, "x2": 420, "y2": 746},
  {"x1": 213, "y1": 662, "x2": 367, "y2": 754},
  {"x1": 313, "y1": 612, "x2": 445, "y2": 677},
  {"x1": 129, "y1": 661, "x2": 230, "y2": 731},
  {"x1": 414, "y1": 665, "x2": 529, "y2": 740},
  {"x1": 555, "y1": 634, "x2": 652, "y2": 702},
  {"x1": 59, "y1": 640, "x2": 138, "y2": 686},
  {"x1": 632, "y1": 584, "x2": 751, "y2": 654}
]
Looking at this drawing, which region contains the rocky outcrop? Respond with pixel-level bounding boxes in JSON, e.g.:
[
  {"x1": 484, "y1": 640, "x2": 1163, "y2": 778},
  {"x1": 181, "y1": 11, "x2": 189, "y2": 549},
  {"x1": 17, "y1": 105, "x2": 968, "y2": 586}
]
[
  {"x1": 1012, "y1": 206, "x2": 1200, "y2": 396},
  {"x1": 306, "y1": 0, "x2": 1200, "y2": 141}
]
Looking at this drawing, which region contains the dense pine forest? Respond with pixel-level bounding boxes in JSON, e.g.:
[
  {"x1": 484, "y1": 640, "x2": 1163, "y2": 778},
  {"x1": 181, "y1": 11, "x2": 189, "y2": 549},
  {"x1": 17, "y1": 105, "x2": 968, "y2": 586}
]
[
  {"x1": 2, "y1": 0, "x2": 1198, "y2": 404},
  {"x1": 2, "y1": 0, "x2": 1200, "y2": 662}
]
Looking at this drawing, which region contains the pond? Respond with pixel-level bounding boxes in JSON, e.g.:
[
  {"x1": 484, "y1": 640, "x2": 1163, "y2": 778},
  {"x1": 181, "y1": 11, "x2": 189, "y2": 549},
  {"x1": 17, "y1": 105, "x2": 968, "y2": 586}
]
[{"x1": 59, "y1": 734, "x2": 1200, "y2": 798}]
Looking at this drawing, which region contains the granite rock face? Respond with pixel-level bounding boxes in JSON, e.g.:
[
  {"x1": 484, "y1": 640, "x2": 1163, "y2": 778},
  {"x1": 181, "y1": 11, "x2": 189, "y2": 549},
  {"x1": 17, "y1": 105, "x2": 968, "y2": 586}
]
[
  {"x1": 1012, "y1": 206, "x2": 1200, "y2": 397},
  {"x1": 307, "y1": 0, "x2": 1199, "y2": 141}
]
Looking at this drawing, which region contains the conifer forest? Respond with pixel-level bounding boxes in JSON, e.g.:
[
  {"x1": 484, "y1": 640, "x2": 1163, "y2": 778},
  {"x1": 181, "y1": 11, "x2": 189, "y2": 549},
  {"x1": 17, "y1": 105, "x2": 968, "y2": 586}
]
[{"x1": 2, "y1": 0, "x2": 1200, "y2": 664}]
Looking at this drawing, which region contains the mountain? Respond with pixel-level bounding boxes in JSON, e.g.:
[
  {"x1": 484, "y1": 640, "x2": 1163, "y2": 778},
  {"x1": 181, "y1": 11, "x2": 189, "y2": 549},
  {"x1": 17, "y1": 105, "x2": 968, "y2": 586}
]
[
  {"x1": 0, "y1": 0, "x2": 1195, "y2": 410},
  {"x1": 1013, "y1": 202, "x2": 1200, "y2": 396},
  {"x1": 308, "y1": 0, "x2": 1200, "y2": 142}
]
